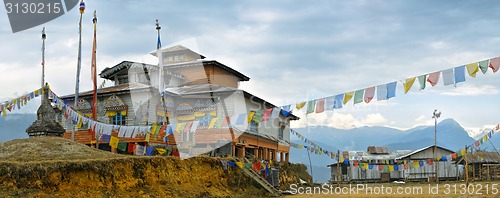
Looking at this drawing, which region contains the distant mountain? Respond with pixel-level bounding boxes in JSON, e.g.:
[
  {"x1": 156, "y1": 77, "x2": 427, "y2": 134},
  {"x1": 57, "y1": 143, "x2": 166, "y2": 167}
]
[
  {"x1": 386, "y1": 119, "x2": 475, "y2": 151},
  {"x1": 0, "y1": 114, "x2": 35, "y2": 142},
  {"x1": 288, "y1": 118, "x2": 480, "y2": 183}
]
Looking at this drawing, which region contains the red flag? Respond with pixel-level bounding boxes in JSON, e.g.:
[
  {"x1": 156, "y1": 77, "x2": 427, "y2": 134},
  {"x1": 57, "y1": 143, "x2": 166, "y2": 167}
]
[
  {"x1": 262, "y1": 108, "x2": 272, "y2": 122},
  {"x1": 315, "y1": 98, "x2": 325, "y2": 113}
]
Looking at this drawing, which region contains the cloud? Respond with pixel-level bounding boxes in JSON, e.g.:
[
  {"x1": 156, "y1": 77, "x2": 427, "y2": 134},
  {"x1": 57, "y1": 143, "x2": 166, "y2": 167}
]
[
  {"x1": 440, "y1": 85, "x2": 499, "y2": 96},
  {"x1": 291, "y1": 112, "x2": 388, "y2": 129}
]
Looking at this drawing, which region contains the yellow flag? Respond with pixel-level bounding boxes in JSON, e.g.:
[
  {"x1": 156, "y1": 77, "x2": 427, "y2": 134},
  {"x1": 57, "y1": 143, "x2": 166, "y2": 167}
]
[
  {"x1": 209, "y1": 118, "x2": 218, "y2": 128},
  {"x1": 343, "y1": 92, "x2": 354, "y2": 105},
  {"x1": 76, "y1": 117, "x2": 83, "y2": 129},
  {"x1": 404, "y1": 77, "x2": 416, "y2": 94},
  {"x1": 413, "y1": 161, "x2": 419, "y2": 168},
  {"x1": 466, "y1": 62, "x2": 479, "y2": 78},
  {"x1": 109, "y1": 136, "x2": 119, "y2": 148},
  {"x1": 484, "y1": 135, "x2": 489, "y2": 142},
  {"x1": 145, "y1": 133, "x2": 151, "y2": 142},
  {"x1": 175, "y1": 122, "x2": 184, "y2": 132},
  {"x1": 236, "y1": 162, "x2": 244, "y2": 168},
  {"x1": 247, "y1": 111, "x2": 255, "y2": 123},
  {"x1": 461, "y1": 148, "x2": 467, "y2": 155},
  {"x1": 389, "y1": 165, "x2": 394, "y2": 171},
  {"x1": 339, "y1": 157, "x2": 344, "y2": 163},
  {"x1": 156, "y1": 148, "x2": 166, "y2": 155},
  {"x1": 296, "y1": 102, "x2": 306, "y2": 110},
  {"x1": 363, "y1": 163, "x2": 369, "y2": 170},
  {"x1": 1, "y1": 109, "x2": 6, "y2": 116},
  {"x1": 151, "y1": 124, "x2": 158, "y2": 135}
]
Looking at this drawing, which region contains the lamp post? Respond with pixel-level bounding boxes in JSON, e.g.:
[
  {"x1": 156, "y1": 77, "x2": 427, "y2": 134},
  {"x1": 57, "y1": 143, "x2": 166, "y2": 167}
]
[{"x1": 432, "y1": 109, "x2": 441, "y2": 183}]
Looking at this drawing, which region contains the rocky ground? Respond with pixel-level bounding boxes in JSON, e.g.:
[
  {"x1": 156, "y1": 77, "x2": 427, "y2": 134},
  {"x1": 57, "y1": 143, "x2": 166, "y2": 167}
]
[{"x1": 0, "y1": 137, "x2": 310, "y2": 197}]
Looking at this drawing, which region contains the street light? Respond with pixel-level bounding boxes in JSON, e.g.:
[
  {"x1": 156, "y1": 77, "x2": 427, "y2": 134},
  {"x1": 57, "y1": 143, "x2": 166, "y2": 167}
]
[{"x1": 432, "y1": 109, "x2": 441, "y2": 183}]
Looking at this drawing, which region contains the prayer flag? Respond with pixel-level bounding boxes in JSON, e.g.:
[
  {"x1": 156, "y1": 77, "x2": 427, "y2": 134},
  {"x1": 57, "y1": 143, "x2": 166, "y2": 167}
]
[
  {"x1": 461, "y1": 148, "x2": 466, "y2": 156},
  {"x1": 353, "y1": 89, "x2": 364, "y2": 104},
  {"x1": 253, "y1": 110, "x2": 263, "y2": 123},
  {"x1": 247, "y1": 111, "x2": 255, "y2": 123},
  {"x1": 236, "y1": 113, "x2": 246, "y2": 125},
  {"x1": 489, "y1": 57, "x2": 500, "y2": 73},
  {"x1": 404, "y1": 77, "x2": 416, "y2": 94},
  {"x1": 145, "y1": 133, "x2": 151, "y2": 142},
  {"x1": 209, "y1": 118, "x2": 218, "y2": 128},
  {"x1": 454, "y1": 66, "x2": 466, "y2": 84},
  {"x1": 466, "y1": 62, "x2": 479, "y2": 78},
  {"x1": 325, "y1": 96, "x2": 335, "y2": 110},
  {"x1": 315, "y1": 98, "x2": 325, "y2": 113},
  {"x1": 117, "y1": 141, "x2": 127, "y2": 151},
  {"x1": 334, "y1": 94, "x2": 343, "y2": 109},
  {"x1": 270, "y1": 107, "x2": 280, "y2": 119},
  {"x1": 262, "y1": 108, "x2": 272, "y2": 121},
  {"x1": 479, "y1": 60, "x2": 489, "y2": 74},
  {"x1": 442, "y1": 68, "x2": 454, "y2": 86},
  {"x1": 109, "y1": 136, "x2": 119, "y2": 148},
  {"x1": 376, "y1": 84, "x2": 388, "y2": 101},
  {"x1": 296, "y1": 102, "x2": 306, "y2": 110},
  {"x1": 364, "y1": 87, "x2": 375, "y2": 103},
  {"x1": 387, "y1": 82, "x2": 397, "y2": 99},
  {"x1": 343, "y1": 92, "x2": 354, "y2": 105},
  {"x1": 306, "y1": 100, "x2": 316, "y2": 114},
  {"x1": 427, "y1": 71, "x2": 440, "y2": 86}
]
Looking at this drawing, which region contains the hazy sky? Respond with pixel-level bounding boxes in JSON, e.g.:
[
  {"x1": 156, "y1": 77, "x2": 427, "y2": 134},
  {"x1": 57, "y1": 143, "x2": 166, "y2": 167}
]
[{"x1": 1, "y1": 0, "x2": 499, "y2": 134}]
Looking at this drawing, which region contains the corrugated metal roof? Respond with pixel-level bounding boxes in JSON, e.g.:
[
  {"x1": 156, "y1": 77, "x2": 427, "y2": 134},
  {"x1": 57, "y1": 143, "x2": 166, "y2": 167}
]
[
  {"x1": 464, "y1": 152, "x2": 500, "y2": 164},
  {"x1": 396, "y1": 145, "x2": 455, "y2": 159},
  {"x1": 345, "y1": 150, "x2": 413, "y2": 161}
]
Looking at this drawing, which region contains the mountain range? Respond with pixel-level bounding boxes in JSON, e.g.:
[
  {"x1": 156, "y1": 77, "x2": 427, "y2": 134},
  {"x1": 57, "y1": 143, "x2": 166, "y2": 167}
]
[
  {"x1": 289, "y1": 118, "x2": 499, "y2": 183},
  {"x1": 0, "y1": 114, "x2": 34, "y2": 141}
]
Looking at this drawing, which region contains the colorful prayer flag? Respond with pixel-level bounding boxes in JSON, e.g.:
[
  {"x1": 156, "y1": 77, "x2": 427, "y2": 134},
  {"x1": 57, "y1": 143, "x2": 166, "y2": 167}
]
[
  {"x1": 262, "y1": 108, "x2": 272, "y2": 121},
  {"x1": 376, "y1": 84, "x2": 388, "y2": 101},
  {"x1": 479, "y1": 60, "x2": 489, "y2": 74},
  {"x1": 427, "y1": 71, "x2": 440, "y2": 86},
  {"x1": 109, "y1": 136, "x2": 119, "y2": 148},
  {"x1": 247, "y1": 111, "x2": 255, "y2": 123},
  {"x1": 296, "y1": 102, "x2": 306, "y2": 110},
  {"x1": 343, "y1": 92, "x2": 354, "y2": 105},
  {"x1": 334, "y1": 94, "x2": 343, "y2": 109},
  {"x1": 387, "y1": 82, "x2": 397, "y2": 99},
  {"x1": 306, "y1": 100, "x2": 316, "y2": 114},
  {"x1": 403, "y1": 77, "x2": 416, "y2": 94},
  {"x1": 454, "y1": 66, "x2": 466, "y2": 84},
  {"x1": 417, "y1": 75, "x2": 427, "y2": 90},
  {"x1": 315, "y1": 98, "x2": 325, "y2": 113},
  {"x1": 270, "y1": 107, "x2": 280, "y2": 119},
  {"x1": 442, "y1": 68, "x2": 454, "y2": 86},
  {"x1": 253, "y1": 110, "x2": 263, "y2": 123},
  {"x1": 489, "y1": 57, "x2": 500, "y2": 73},
  {"x1": 364, "y1": 87, "x2": 375, "y2": 103},
  {"x1": 325, "y1": 96, "x2": 335, "y2": 110},
  {"x1": 353, "y1": 89, "x2": 364, "y2": 104},
  {"x1": 466, "y1": 62, "x2": 479, "y2": 78}
]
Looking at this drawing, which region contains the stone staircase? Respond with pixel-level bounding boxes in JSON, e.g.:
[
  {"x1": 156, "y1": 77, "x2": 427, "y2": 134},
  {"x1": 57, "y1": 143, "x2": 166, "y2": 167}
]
[{"x1": 237, "y1": 157, "x2": 282, "y2": 197}]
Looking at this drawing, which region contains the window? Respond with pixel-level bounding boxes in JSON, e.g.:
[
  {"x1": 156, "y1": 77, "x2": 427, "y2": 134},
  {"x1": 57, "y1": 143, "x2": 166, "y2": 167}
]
[
  {"x1": 174, "y1": 55, "x2": 179, "y2": 61},
  {"x1": 278, "y1": 122, "x2": 285, "y2": 140},
  {"x1": 111, "y1": 112, "x2": 126, "y2": 125},
  {"x1": 179, "y1": 55, "x2": 184, "y2": 61},
  {"x1": 168, "y1": 56, "x2": 173, "y2": 61}
]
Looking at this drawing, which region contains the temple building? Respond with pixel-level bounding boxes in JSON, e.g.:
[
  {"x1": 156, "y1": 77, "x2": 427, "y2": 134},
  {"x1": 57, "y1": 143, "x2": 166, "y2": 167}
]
[{"x1": 58, "y1": 45, "x2": 298, "y2": 162}]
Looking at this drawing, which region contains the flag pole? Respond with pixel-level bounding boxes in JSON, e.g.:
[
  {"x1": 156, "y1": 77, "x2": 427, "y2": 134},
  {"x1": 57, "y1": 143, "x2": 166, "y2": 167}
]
[
  {"x1": 156, "y1": 20, "x2": 168, "y2": 125},
  {"x1": 92, "y1": 10, "x2": 98, "y2": 148},
  {"x1": 72, "y1": 0, "x2": 85, "y2": 141},
  {"x1": 41, "y1": 27, "x2": 46, "y2": 91}
]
